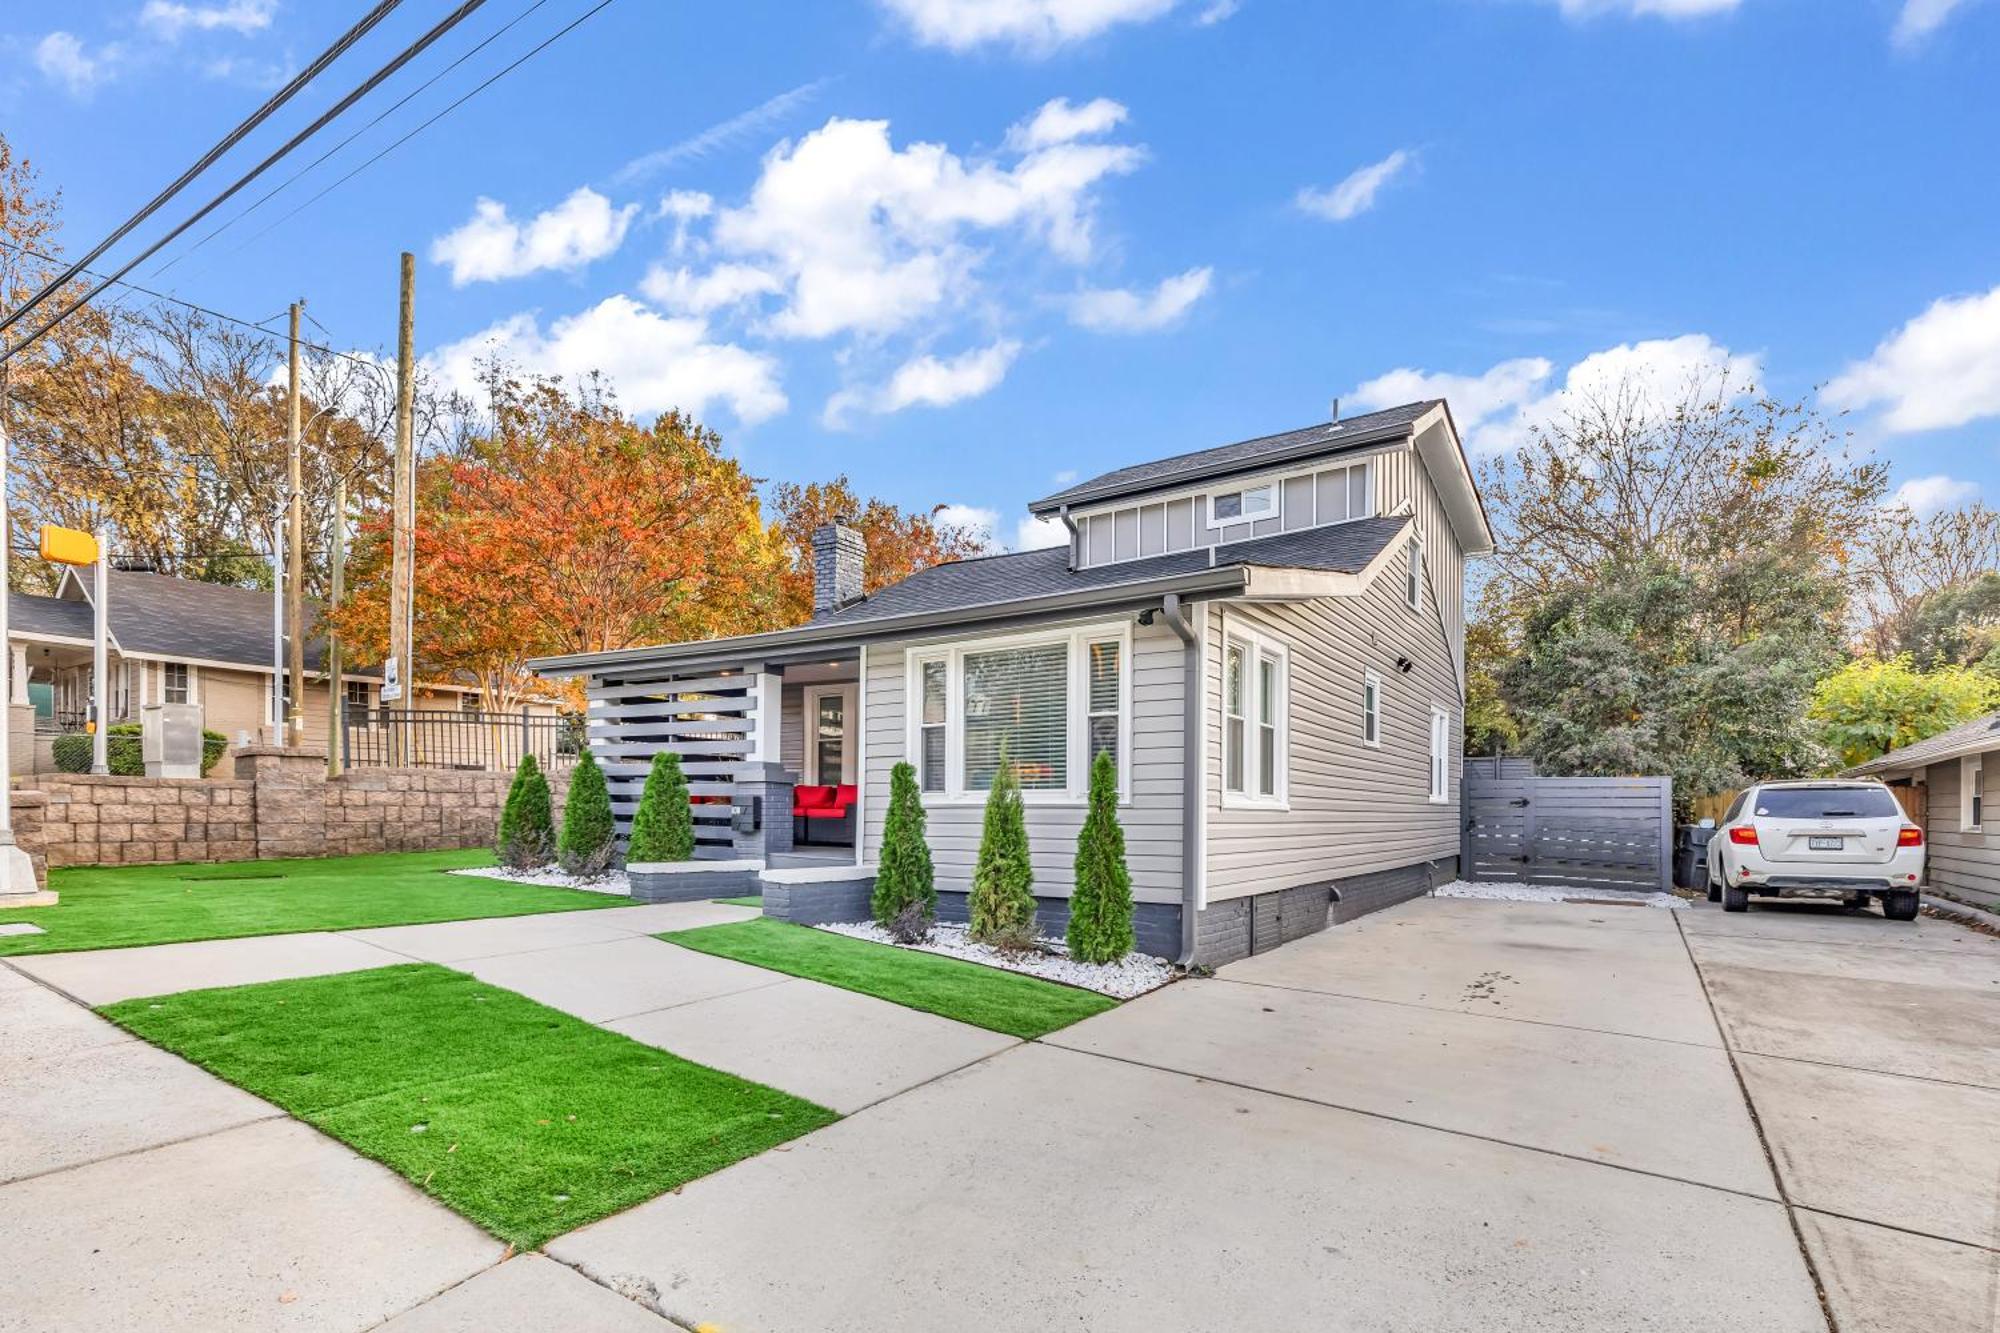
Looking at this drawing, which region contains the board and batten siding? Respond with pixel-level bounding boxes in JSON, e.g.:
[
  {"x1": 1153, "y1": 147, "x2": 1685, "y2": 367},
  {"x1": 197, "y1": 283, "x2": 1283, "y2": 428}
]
[
  {"x1": 860, "y1": 615, "x2": 1186, "y2": 905},
  {"x1": 1202, "y1": 448, "x2": 1466, "y2": 902},
  {"x1": 1922, "y1": 755, "x2": 2000, "y2": 909}
]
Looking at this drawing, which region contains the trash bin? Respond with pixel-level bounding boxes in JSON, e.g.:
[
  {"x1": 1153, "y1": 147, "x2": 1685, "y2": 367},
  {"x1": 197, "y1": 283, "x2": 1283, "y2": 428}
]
[{"x1": 1674, "y1": 824, "x2": 1717, "y2": 891}]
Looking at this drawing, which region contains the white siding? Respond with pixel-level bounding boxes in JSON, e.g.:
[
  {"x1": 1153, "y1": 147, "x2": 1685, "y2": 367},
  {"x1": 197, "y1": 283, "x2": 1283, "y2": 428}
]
[
  {"x1": 1924, "y1": 756, "x2": 2000, "y2": 909},
  {"x1": 1375, "y1": 444, "x2": 1467, "y2": 672},
  {"x1": 1071, "y1": 459, "x2": 1373, "y2": 569},
  {"x1": 861, "y1": 616, "x2": 1186, "y2": 905}
]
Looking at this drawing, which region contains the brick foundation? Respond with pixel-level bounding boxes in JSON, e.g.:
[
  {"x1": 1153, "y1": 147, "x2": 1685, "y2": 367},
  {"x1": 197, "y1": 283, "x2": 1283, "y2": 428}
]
[
  {"x1": 1191, "y1": 855, "x2": 1456, "y2": 968},
  {"x1": 10, "y1": 746, "x2": 569, "y2": 884}
]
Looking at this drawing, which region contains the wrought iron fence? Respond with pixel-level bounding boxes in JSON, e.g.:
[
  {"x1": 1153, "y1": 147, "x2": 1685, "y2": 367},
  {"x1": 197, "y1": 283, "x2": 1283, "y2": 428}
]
[{"x1": 340, "y1": 708, "x2": 583, "y2": 773}]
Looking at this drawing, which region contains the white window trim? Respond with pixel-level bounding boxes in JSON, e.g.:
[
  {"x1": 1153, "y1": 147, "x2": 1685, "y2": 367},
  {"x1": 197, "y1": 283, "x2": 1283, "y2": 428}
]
[
  {"x1": 1428, "y1": 704, "x2": 1451, "y2": 803},
  {"x1": 903, "y1": 620, "x2": 1132, "y2": 806},
  {"x1": 802, "y1": 683, "x2": 860, "y2": 786},
  {"x1": 1964, "y1": 754, "x2": 1985, "y2": 833},
  {"x1": 1363, "y1": 669, "x2": 1383, "y2": 749},
  {"x1": 1406, "y1": 534, "x2": 1423, "y2": 612},
  {"x1": 1206, "y1": 482, "x2": 1278, "y2": 530},
  {"x1": 1073, "y1": 457, "x2": 1380, "y2": 569},
  {"x1": 1220, "y1": 621, "x2": 1289, "y2": 811}
]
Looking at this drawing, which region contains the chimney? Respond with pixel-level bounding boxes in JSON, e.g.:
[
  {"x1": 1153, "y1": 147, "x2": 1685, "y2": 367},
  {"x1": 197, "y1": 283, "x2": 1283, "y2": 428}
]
[{"x1": 811, "y1": 518, "x2": 866, "y2": 614}]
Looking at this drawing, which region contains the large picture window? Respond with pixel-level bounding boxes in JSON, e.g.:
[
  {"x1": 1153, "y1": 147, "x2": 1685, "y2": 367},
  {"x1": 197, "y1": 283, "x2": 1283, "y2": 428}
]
[
  {"x1": 907, "y1": 626, "x2": 1128, "y2": 803},
  {"x1": 1222, "y1": 624, "x2": 1288, "y2": 807}
]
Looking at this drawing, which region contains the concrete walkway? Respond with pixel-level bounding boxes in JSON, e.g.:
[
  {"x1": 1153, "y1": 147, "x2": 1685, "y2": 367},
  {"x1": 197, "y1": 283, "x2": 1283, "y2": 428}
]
[{"x1": 8, "y1": 893, "x2": 1993, "y2": 1330}]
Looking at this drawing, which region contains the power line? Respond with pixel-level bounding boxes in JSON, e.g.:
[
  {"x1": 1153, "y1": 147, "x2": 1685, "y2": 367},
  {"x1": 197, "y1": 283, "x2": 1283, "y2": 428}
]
[
  {"x1": 154, "y1": 0, "x2": 556, "y2": 281},
  {"x1": 0, "y1": 1, "x2": 405, "y2": 336},
  {"x1": 0, "y1": 0, "x2": 496, "y2": 368},
  {"x1": 213, "y1": 0, "x2": 621, "y2": 267}
]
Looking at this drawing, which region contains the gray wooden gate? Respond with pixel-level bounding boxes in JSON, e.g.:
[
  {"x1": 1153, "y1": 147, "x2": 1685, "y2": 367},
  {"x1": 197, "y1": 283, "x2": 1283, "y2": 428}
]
[{"x1": 1462, "y1": 760, "x2": 1673, "y2": 893}]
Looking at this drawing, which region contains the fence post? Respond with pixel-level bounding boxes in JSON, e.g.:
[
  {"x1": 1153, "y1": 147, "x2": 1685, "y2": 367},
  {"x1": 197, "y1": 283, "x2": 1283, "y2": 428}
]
[
  {"x1": 521, "y1": 707, "x2": 531, "y2": 768},
  {"x1": 1659, "y1": 778, "x2": 1674, "y2": 894}
]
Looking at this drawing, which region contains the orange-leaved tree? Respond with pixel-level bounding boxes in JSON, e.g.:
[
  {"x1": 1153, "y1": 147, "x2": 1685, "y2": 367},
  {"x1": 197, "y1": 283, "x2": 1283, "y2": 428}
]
[
  {"x1": 332, "y1": 377, "x2": 787, "y2": 711},
  {"x1": 768, "y1": 476, "x2": 991, "y2": 624}
]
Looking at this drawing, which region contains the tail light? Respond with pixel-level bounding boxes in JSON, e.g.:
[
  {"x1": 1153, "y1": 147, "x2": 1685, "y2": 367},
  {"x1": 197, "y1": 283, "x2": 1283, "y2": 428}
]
[
  {"x1": 1898, "y1": 826, "x2": 1924, "y2": 847},
  {"x1": 1728, "y1": 826, "x2": 1760, "y2": 845}
]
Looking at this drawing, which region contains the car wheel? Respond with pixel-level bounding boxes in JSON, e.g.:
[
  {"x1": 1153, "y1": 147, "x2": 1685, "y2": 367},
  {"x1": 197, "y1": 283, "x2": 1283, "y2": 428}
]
[
  {"x1": 1722, "y1": 881, "x2": 1749, "y2": 912},
  {"x1": 1883, "y1": 890, "x2": 1919, "y2": 922},
  {"x1": 1706, "y1": 877, "x2": 1721, "y2": 903}
]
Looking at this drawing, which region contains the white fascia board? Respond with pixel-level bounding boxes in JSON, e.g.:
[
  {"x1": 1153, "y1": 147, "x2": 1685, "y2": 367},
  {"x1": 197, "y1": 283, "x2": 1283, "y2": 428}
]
[
  {"x1": 1235, "y1": 517, "x2": 1411, "y2": 602},
  {"x1": 1410, "y1": 403, "x2": 1495, "y2": 556}
]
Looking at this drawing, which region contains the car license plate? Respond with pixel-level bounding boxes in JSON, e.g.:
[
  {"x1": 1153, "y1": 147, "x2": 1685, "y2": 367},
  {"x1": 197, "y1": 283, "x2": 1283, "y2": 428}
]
[{"x1": 1808, "y1": 836, "x2": 1843, "y2": 850}]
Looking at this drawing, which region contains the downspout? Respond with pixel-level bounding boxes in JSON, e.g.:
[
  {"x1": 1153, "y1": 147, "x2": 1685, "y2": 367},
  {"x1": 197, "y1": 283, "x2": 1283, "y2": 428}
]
[
  {"x1": 1059, "y1": 505, "x2": 1079, "y2": 571},
  {"x1": 1158, "y1": 592, "x2": 1201, "y2": 966}
]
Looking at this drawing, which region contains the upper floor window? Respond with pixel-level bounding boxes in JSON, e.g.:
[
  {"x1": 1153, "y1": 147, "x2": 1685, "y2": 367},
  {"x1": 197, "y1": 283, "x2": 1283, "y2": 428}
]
[
  {"x1": 162, "y1": 661, "x2": 191, "y2": 705},
  {"x1": 1405, "y1": 535, "x2": 1423, "y2": 612},
  {"x1": 1210, "y1": 484, "x2": 1275, "y2": 527}
]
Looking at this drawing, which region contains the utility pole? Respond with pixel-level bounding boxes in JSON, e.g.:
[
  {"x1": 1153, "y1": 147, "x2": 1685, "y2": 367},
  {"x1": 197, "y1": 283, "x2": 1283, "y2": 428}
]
[
  {"x1": 388, "y1": 252, "x2": 415, "y2": 766},
  {"x1": 0, "y1": 377, "x2": 54, "y2": 905},
  {"x1": 326, "y1": 474, "x2": 345, "y2": 779},
  {"x1": 285, "y1": 300, "x2": 304, "y2": 747}
]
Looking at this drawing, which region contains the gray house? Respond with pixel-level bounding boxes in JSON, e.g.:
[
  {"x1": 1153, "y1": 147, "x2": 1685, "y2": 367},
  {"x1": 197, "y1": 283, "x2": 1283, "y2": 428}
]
[
  {"x1": 529, "y1": 398, "x2": 1490, "y2": 966},
  {"x1": 1849, "y1": 710, "x2": 2000, "y2": 911}
]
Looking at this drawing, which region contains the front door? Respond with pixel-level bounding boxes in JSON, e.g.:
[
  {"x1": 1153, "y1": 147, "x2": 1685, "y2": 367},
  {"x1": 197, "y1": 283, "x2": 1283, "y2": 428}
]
[{"x1": 804, "y1": 684, "x2": 858, "y2": 786}]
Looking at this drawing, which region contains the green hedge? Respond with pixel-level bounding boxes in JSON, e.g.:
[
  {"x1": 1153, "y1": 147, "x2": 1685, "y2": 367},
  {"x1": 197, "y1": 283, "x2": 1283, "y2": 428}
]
[{"x1": 52, "y1": 722, "x2": 229, "y2": 777}]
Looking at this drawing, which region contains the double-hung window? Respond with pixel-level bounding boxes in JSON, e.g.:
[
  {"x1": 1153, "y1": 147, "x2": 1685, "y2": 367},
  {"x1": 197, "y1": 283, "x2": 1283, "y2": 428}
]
[
  {"x1": 1222, "y1": 625, "x2": 1287, "y2": 806},
  {"x1": 910, "y1": 625, "x2": 1127, "y2": 802},
  {"x1": 1965, "y1": 755, "x2": 1986, "y2": 832},
  {"x1": 162, "y1": 662, "x2": 191, "y2": 705},
  {"x1": 1362, "y1": 670, "x2": 1382, "y2": 748},
  {"x1": 1429, "y1": 705, "x2": 1451, "y2": 803}
]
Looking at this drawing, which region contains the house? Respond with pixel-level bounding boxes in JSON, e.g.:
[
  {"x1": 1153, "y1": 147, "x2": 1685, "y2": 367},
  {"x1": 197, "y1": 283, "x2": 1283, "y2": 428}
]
[
  {"x1": 6, "y1": 568, "x2": 551, "y2": 775},
  {"x1": 528, "y1": 398, "x2": 1490, "y2": 966},
  {"x1": 1848, "y1": 711, "x2": 2000, "y2": 911}
]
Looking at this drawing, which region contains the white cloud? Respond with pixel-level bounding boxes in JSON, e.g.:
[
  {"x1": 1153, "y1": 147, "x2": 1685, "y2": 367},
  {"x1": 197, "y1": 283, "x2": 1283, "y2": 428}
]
[
  {"x1": 1894, "y1": 0, "x2": 1972, "y2": 45},
  {"x1": 1823, "y1": 284, "x2": 2000, "y2": 434},
  {"x1": 1547, "y1": 0, "x2": 1741, "y2": 18},
  {"x1": 1887, "y1": 474, "x2": 1981, "y2": 516},
  {"x1": 429, "y1": 188, "x2": 639, "y2": 286},
  {"x1": 657, "y1": 190, "x2": 714, "y2": 221},
  {"x1": 1005, "y1": 96, "x2": 1128, "y2": 152},
  {"x1": 879, "y1": 0, "x2": 1179, "y2": 53},
  {"x1": 639, "y1": 262, "x2": 783, "y2": 316},
  {"x1": 1068, "y1": 266, "x2": 1213, "y2": 333},
  {"x1": 1014, "y1": 513, "x2": 1069, "y2": 549},
  {"x1": 823, "y1": 340, "x2": 1022, "y2": 428},
  {"x1": 708, "y1": 114, "x2": 1142, "y2": 340},
  {"x1": 427, "y1": 296, "x2": 786, "y2": 425},
  {"x1": 140, "y1": 0, "x2": 276, "y2": 38},
  {"x1": 1295, "y1": 149, "x2": 1414, "y2": 222},
  {"x1": 35, "y1": 33, "x2": 112, "y2": 96},
  {"x1": 614, "y1": 80, "x2": 829, "y2": 185},
  {"x1": 1196, "y1": 0, "x2": 1240, "y2": 23},
  {"x1": 1353, "y1": 334, "x2": 1759, "y2": 455}
]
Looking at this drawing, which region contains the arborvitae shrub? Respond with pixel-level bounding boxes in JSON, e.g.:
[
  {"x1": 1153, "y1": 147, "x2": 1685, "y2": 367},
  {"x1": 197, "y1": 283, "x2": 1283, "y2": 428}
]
[
  {"x1": 871, "y1": 761, "x2": 937, "y2": 928},
  {"x1": 496, "y1": 753, "x2": 554, "y2": 869},
  {"x1": 1067, "y1": 750, "x2": 1134, "y2": 964},
  {"x1": 626, "y1": 750, "x2": 694, "y2": 862},
  {"x1": 967, "y1": 757, "x2": 1036, "y2": 944},
  {"x1": 558, "y1": 749, "x2": 616, "y2": 878}
]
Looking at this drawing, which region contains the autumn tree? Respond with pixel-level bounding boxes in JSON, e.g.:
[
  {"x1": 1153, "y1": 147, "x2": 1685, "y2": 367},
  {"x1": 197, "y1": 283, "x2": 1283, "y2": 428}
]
[
  {"x1": 1855, "y1": 502, "x2": 2000, "y2": 658},
  {"x1": 768, "y1": 475, "x2": 989, "y2": 623},
  {"x1": 1810, "y1": 655, "x2": 2000, "y2": 769}
]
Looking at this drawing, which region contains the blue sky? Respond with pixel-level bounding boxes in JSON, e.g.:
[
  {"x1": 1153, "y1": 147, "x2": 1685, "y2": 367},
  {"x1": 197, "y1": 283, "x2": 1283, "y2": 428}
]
[{"x1": 5, "y1": 0, "x2": 1996, "y2": 548}]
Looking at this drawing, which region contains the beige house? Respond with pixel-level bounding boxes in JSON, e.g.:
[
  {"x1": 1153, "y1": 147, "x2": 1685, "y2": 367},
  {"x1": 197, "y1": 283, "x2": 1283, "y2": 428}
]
[
  {"x1": 7, "y1": 568, "x2": 557, "y2": 776},
  {"x1": 1849, "y1": 711, "x2": 2000, "y2": 912}
]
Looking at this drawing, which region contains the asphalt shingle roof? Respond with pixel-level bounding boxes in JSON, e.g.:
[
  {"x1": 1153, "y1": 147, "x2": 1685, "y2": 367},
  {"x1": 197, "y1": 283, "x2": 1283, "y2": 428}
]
[
  {"x1": 1848, "y1": 710, "x2": 2000, "y2": 775},
  {"x1": 811, "y1": 514, "x2": 1412, "y2": 628},
  {"x1": 8, "y1": 591, "x2": 94, "y2": 640},
  {"x1": 1030, "y1": 400, "x2": 1438, "y2": 512}
]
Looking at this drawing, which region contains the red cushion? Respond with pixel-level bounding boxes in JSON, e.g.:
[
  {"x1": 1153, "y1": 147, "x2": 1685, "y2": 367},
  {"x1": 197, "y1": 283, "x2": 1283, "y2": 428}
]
[
  {"x1": 792, "y1": 785, "x2": 834, "y2": 812},
  {"x1": 833, "y1": 784, "x2": 858, "y2": 808},
  {"x1": 802, "y1": 807, "x2": 846, "y2": 819}
]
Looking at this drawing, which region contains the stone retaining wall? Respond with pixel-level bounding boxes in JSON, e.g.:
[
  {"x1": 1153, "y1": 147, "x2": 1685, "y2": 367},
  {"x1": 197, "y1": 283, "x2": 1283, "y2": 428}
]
[{"x1": 12, "y1": 746, "x2": 569, "y2": 883}]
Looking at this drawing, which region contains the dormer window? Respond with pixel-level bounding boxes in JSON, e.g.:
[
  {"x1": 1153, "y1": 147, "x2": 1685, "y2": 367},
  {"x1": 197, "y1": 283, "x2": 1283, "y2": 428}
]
[{"x1": 1210, "y1": 484, "x2": 1275, "y2": 527}]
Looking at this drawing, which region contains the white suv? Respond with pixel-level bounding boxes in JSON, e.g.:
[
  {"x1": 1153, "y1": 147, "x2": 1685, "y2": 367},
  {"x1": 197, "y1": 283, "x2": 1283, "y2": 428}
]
[{"x1": 1705, "y1": 780, "x2": 1925, "y2": 920}]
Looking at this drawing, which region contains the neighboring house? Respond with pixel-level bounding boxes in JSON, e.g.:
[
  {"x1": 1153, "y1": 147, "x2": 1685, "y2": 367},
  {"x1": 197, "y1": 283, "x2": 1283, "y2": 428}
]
[
  {"x1": 1848, "y1": 711, "x2": 2000, "y2": 911},
  {"x1": 530, "y1": 399, "x2": 1489, "y2": 966},
  {"x1": 6, "y1": 568, "x2": 547, "y2": 774}
]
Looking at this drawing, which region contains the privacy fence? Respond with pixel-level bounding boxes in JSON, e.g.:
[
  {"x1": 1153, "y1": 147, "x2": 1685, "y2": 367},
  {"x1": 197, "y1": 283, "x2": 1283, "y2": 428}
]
[{"x1": 1462, "y1": 758, "x2": 1673, "y2": 894}]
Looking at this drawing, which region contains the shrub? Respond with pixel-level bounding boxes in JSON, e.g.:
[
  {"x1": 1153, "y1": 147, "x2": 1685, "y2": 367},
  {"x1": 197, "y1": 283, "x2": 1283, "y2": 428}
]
[
  {"x1": 52, "y1": 723, "x2": 228, "y2": 777},
  {"x1": 871, "y1": 761, "x2": 936, "y2": 928},
  {"x1": 887, "y1": 899, "x2": 933, "y2": 945},
  {"x1": 967, "y1": 756, "x2": 1036, "y2": 944},
  {"x1": 1067, "y1": 750, "x2": 1134, "y2": 964},
  {"x1": 558, "y1": 748, "x2": 616, "y2": 878},
  {"x1": 496, "y1": 753, "x2": 555, "y2": 869},
  {"x1": 626, "y1": 750, "x2": 694, "y2": 863}
]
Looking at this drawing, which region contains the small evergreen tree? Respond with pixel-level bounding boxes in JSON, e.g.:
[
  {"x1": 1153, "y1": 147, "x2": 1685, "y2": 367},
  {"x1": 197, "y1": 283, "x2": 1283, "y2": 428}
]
[
  {"x1": 496, "y1": 753, "x2": 554, "y2": 869},
  {"x1": 626, "y1": 750, "x2": 695, "y2": 862},
  {"x1": 872, "y1": 761, "x2": 936, "y2": 928},
  {"x1": 1067, "y1": 750, "x2": 1134, "y2": 963},
  {"x1": 967, "y1": 755, "x2": 1036, "y2": 943},
  {"x1": 558, "y1": 748, "x2": 616, "y2": 878}
]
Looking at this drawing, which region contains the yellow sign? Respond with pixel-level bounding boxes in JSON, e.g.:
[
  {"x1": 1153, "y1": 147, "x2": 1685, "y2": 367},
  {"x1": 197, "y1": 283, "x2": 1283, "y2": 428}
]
[{"x1": 38, "y1": 525, "x2": 100, "y2": 567}]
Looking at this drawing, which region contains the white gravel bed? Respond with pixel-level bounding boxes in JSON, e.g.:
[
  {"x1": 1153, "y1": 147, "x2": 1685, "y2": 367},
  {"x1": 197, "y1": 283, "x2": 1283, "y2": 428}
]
[
  {"x1": 450, "y1": 866, "x2": 631, "y2": 897},
  {"x1": 814, "y1": 921, "x2": 1175, "y2": 999},
  {"x1": 1434, "y1": 879, "x2": 1685, "y2": 910}
]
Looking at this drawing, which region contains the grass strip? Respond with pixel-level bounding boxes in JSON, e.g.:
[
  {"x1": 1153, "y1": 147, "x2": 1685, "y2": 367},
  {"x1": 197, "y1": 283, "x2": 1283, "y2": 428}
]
[
  {"x1": 659, "y1": 917, "x2": 1118, "y2": 1040},
  {"x1": 713, "y1": 895, "x2": 763, "y2": 907},
  {"x1": 0, "y1": 850, "x2": 619, "y2": 956},
  {"x1": 101, "y1": 964, "x2": 836, "y2": 1248}
]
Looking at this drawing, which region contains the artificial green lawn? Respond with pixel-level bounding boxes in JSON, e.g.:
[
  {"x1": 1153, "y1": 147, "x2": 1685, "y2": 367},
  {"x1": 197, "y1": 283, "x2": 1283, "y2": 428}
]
[
  {"x1": 0, "y1": 850, "x2": 621, "y2": 956},
  {"x1": 101, "y1": 964, "x2": 837, "y2": 1249},
  {"x1": 713, "y1": 895, "x2": 763, "y2": 908},
  {"x1": 658, "y1": 917, "x2": 1119, "y2": 1039}
]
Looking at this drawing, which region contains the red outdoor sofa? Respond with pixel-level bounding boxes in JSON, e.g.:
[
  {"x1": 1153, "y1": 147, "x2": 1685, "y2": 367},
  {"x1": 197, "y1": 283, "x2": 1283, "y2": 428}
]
[{"x1": 791, "y1": 783, "x2": 857, "y2": 844}]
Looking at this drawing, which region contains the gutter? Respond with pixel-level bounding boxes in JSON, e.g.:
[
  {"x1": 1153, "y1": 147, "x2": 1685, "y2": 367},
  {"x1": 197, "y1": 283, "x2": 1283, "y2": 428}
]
[{"x1": 1156, "y1": 591, "x2": 1201, "y2": 967}]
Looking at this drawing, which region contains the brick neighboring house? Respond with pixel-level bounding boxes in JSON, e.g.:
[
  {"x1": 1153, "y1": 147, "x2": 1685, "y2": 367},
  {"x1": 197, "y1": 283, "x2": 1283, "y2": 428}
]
[{"x1": 6, "y1": 568, "x2": 555, "y2": 776}]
